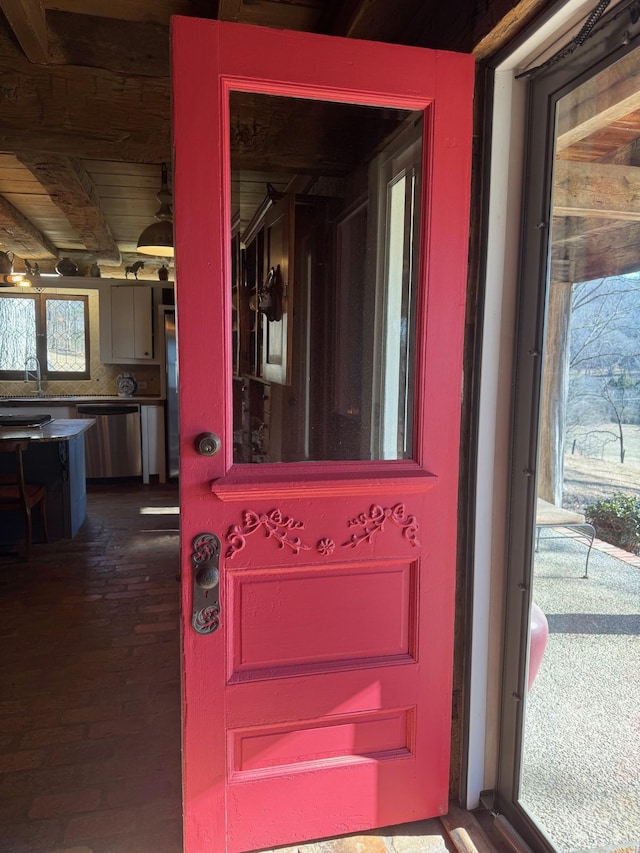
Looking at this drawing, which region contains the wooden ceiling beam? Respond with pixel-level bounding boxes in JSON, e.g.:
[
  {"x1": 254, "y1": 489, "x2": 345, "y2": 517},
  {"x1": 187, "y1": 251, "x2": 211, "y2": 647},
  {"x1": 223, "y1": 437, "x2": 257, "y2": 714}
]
[
  {"x1": 229, "y1": 93, "x2": 403, "y2": 176},
  {"x1": 18, "y1": 153, "x2": 121, "y2": 263},
  {"x1": 42, "y1": 0, "x2": 213, "y2": 27},
  {"x1": 552, "y1": 216, "x2": 624, "y2": 247},
  {"x1": 218, "y1": 0, "x2": 324, "y2": 32},
  {"x1": 557, "y1": 97, "x2": 640, "y2": 154},
  {"x1": 326, "y1": 0, "x2": 421, "y2": 43},
  {"x1": 553, "y1": 160, "x2": 640, "y2": 221},
  {"x1": 0, "y1": 48, "x2": 171, "y2": 162},
  {"x1": 598, "y1": 137, "x2": 640, "y2": 166},
  {"x1": 0, "y1": 0, "x2": 48, "y2": 63},
  {"x1": 46, "y1": 10, "x2": 169, "y2": 78},
  {"x1": 0, "y1": 193, "x2": 57, "y2": 258},
  {"x1": 328, "y1": 0, "x2": 375, "y2": 38},
  {"x1": 556, "y1": 50, "x2": 640, "y2": 151},
  {"x1": 562, "y1": 241, "x2": 640, "y2": 282},
  {"x1": 557, "y1": 48, "x2": 640, "y2": 129},
  {"x1": 472, "y1": 0, "x2": 548, "y2": 59},
  {"x1": 394, "y1": 0, "x2": 468, "y2": 51},
  {"x1": 217, "y1": 0, "x2": 243, "y2": 23}
]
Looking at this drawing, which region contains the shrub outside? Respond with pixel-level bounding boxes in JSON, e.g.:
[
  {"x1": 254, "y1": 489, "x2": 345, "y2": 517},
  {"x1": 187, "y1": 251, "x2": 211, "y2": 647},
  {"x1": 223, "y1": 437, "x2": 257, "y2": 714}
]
[{"x1": 584, "y1": 492, "x2": 640, "y2": 555}]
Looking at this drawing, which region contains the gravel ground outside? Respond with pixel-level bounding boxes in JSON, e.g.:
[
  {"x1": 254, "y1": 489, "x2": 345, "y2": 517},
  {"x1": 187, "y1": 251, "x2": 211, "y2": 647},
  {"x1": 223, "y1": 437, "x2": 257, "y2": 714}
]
[{"x1": 519, "y1": 535, "x2": 640, "y2": 852}]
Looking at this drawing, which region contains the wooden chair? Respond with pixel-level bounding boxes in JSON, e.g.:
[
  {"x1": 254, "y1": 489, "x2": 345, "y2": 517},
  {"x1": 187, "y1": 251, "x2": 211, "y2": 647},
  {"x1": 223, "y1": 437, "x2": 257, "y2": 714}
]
[{"x1": 0, "y1": 439, "x2": 48, "y2": 561}]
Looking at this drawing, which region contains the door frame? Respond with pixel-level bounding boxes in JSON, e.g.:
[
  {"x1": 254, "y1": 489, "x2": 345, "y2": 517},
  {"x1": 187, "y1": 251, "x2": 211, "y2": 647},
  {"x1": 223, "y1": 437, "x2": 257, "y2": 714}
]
[{"x1": 467, "y1": 0, "x2": 640, "y2": 841}]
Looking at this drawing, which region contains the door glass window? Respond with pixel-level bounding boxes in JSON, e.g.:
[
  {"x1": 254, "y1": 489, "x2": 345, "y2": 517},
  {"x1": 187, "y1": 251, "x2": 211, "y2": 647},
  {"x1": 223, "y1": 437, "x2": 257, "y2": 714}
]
[
  {"x1": 229, "y1": 93, "x2": 422, "y2": 463},
  {"x1": 519, "y1": 46, "x2": 640, "y2": 851}
]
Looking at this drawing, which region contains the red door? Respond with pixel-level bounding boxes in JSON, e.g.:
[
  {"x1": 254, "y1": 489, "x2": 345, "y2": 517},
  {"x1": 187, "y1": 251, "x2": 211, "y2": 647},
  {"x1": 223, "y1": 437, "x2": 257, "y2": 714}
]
[{"x1": 172, "y1": 19, "x2": 473, "y2": 853}]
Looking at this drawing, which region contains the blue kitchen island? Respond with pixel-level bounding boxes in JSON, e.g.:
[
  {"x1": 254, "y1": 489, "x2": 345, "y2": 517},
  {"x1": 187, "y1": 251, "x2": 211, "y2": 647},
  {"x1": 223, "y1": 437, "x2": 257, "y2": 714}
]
[{"x1": 0, "y1": 418, "x2": 95, "y2": 545}]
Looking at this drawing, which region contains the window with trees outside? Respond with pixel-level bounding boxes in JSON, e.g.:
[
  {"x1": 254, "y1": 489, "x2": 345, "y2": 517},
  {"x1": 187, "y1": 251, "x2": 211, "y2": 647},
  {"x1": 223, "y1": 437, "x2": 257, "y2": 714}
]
[{"x1": 0, "y1": 293, "x2": 90, "y2": 380}]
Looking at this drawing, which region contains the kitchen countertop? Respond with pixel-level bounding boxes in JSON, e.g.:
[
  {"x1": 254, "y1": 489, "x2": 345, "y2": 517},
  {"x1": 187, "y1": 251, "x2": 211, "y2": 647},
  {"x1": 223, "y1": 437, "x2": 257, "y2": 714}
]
[{"x1": 0, "y1": 418, "x2": 96, "y2": 441}]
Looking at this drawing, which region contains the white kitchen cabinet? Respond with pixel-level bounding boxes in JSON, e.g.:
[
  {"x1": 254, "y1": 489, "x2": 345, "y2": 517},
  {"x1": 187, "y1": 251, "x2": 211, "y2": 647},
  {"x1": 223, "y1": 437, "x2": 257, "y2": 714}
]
[
  {"x1": 111, "y1": 286, "x2": 153, "y2": 360},
  {"x1": 141, "y1": 404, "x2": 166, "y2": 484}
]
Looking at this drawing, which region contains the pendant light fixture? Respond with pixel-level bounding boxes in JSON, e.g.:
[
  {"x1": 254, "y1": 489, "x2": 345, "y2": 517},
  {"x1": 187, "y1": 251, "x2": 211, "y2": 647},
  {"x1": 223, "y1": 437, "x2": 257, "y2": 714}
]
[
  {"x1": 0, "y1": 253, "x2": 32, "y2": 287},
  {"x1": 137, "y1": 163, "x2": 174, "y2": 257},
  {"x1": 0, "y1": 273, "x2": 31, "y2": 287}
]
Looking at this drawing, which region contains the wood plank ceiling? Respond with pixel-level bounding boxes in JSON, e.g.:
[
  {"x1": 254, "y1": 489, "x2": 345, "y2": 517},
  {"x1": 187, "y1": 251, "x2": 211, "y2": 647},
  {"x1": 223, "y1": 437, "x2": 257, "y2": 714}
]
[
  {"x1": 2, "y1": 0, "x2": 635, "y2": 284},
  {"x1": 552, "y1": 46, "x2": 640, "y2": 283}
]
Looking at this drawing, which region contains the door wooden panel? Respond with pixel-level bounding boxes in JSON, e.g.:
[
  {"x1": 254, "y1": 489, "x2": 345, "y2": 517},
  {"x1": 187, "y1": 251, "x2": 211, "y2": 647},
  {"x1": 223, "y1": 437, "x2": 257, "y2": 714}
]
[
  {"x1": 230, "y1": 708, "x2": 413, "y2": 774},
  {"x1": 228, "y1": 558, "x2": 416, "y2": 677},
  {"x1": 172, "y1": 17, "x2": 474, "y2": 853}
]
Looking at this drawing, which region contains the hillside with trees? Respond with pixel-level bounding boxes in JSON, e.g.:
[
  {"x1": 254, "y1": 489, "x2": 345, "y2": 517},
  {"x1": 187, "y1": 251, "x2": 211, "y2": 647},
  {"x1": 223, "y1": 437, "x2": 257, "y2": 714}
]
[{"x1": 567, "y1": 274, "x2": 640, "y2": 466}]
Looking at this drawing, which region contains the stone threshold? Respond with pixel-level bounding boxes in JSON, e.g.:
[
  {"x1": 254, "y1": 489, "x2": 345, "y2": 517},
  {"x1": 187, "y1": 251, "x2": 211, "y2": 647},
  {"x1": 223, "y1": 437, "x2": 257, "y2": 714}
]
[{"x1": 263, "y1": 804, "x2": 509, "y2": 853}]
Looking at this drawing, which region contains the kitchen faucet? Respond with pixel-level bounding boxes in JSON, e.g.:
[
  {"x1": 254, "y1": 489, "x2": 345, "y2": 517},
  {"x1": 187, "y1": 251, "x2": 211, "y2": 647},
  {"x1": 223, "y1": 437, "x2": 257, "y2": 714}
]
[{"x1": 24, "y1": 356, "x2": 44, "y2": 397}]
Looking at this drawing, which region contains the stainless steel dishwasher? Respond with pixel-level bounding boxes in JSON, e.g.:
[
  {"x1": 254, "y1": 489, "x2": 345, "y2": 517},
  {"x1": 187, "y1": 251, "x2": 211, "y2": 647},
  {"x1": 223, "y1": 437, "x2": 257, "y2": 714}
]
[{"x1": 76, "y1": 403, "x2": 142, "y2": 478}]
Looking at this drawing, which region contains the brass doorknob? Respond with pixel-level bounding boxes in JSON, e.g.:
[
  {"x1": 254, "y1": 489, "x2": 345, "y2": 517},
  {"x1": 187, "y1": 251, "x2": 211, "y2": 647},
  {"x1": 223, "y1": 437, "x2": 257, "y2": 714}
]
[
  {"x1": 195, "y1": 432, "x2": 221, "y2": 456},
  {"x1": 195, "y1": 564, "x2": 219, "y2": 590}
]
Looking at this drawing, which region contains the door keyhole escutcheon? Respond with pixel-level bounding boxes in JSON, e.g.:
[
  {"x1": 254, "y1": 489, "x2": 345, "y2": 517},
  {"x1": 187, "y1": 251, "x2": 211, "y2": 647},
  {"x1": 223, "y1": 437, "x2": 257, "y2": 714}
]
[{"x1": 191, "y1": 533, "x2": 221, "y2": 635}]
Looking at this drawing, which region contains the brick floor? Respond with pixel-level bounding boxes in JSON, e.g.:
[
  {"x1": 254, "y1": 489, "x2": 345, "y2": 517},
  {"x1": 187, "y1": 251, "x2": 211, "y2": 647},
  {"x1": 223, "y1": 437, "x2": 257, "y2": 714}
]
[{"x1": 0, "y1": 482, "x2": 183, "y2": 853}]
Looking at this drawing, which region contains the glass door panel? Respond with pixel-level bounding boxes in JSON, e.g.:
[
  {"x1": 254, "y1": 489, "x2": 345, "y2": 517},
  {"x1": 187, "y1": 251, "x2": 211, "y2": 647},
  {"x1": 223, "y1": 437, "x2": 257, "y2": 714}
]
[
  {"x1": 229, "y1": 93, "x2": 422, "y2": 464},
  {"x1": 518, "y1": 45, "x2": 640, "y2": 852}
]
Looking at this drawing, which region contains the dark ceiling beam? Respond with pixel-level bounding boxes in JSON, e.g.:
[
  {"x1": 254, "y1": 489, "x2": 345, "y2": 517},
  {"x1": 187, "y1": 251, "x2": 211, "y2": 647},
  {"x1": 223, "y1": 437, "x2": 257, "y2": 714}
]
[
  {"x1": 326, "y1": 0, "x2": 415, "y2": 43},
  {"x1": 0, "y1": 23, "x2": 171, "y2": 162},
  {"x1": 0, "y1": 0, "x2": 48, "y2": 63},
  {"x1": 328, "y1": 0, "x2": 374, "y2": 37},
  {"x1": 46, "y1": 10, "x2": 169, "y2": 78},
  {"x1": 395, "y1": 0, "x2": 464, "y2": 49},
  {"x1": 217, "y1": 0, "x2": 243, "y2": 23},
  {"x1": 472, "y1": 0, "x2": 549, "y2": 59},
  {"x1": 217, "y1": 0, "x2": 324, "y2": 31},
  {"x1": 392, "y1": 0, "x2": 555, "y2": 54},
  {"x1": 229, "y1": 92, "x2": 402, "y2": 175},
  {"x1": 42, "y1": 0, "x2": 213, "y2": 27},
  {"x1": 18, "y1": 154, "x2": 122, "y2": 263},
  {"x1": 0, "y1": 193, "x2": 57, "y2": 258}
]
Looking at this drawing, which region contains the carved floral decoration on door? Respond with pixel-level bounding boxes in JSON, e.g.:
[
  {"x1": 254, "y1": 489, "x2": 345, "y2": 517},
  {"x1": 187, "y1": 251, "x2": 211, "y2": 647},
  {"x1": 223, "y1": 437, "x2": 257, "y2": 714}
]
[{"x1": 224, "y1": 504, "x2": 421, "y2": 559}]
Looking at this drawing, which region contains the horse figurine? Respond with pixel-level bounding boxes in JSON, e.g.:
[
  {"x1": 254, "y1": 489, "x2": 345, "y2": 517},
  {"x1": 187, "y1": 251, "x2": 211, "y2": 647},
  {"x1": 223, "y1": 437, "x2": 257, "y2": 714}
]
[{"x1": 125, "y1": 261, "x2": 145, "y2": 279}]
